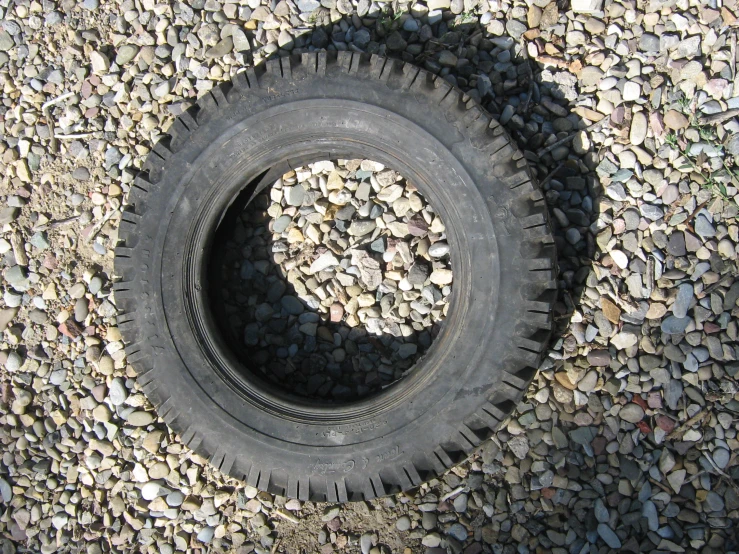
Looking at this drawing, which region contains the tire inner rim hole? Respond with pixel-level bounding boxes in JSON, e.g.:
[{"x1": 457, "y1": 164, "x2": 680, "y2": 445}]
[{"x1": 209, "y1": 158, "x2": 454, "y2": 402}]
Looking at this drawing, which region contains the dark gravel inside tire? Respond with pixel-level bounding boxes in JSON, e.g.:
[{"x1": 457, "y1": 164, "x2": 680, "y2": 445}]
[{"x1": 212, "y1": 159, "x2": 452, "y2": 402}]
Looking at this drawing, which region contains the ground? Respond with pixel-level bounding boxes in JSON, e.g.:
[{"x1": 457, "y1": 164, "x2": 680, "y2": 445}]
[{"x1": 0, "y1": 0, "x2": 738, "y2": 552}]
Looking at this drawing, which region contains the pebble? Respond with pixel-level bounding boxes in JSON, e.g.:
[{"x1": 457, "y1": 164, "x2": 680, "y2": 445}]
[
  {"x1": 668, "y1": 470, "x2": 686, "y2": 493},
  {"x1": 127, "y1": 412, "x2": 154, "y2": 427},
  {"x1": 0, "y1": 478, "x2": 11, "y2": 503},
  {"x1": 642, "y1": 500, "x2": 659, "y2": 531},
  {"x1": 629, "y1": 112, "x2": 648, "y2": 145},
  {"x1": 428, "y1": 242, "x2": 450, "y2": 258},
  {"x1": 430, "y1": 269, "x2": 453, "y2": 285},
  {"x1": 694, "y1": 214, "x2": 715, "y2": 238},
  {"x1": 197, "y1": 527, "x2": 215, "y2": 544},
  {"x1": 395, "y1": 515, "x2": 411, "y2": 531},
  {"x1": 712, "y1": 448, "x2": 730, "y2": 469},
  {"x1": 610, "y1": 250, "x2": 628, "y2": 269},
  {"x1": 109, "y1": 378, "x2": 128, "y2": 406},
  {"x1": 594, "y1": 498, "x2": 609, "y2": 522},
  {"x1": 705, "y1": 491, "x2": 725, "y2": 512},
  {"x1": 90, "y1": 50, "x2": 109, "y2": 74},
  {"x1": 360, "y1": 534, "x2": 373, "y2": 554},
  {"x1": 597, "y1": 524, "x2": 622, "y2": 549},
  {"x1": 5, "y1": 351, "x2": 22, "y2": 371},
  {"x1": 309, "y1": 252, "x2": 339, "y2": 273},
  {"x1": 98, "y1": 356, "x2": 114, "y2": 375},
  {"x1": 448, "y1": 523, "x2": 468, "y2": 541},
  {"x1": 115, "y1": 44, "x2": 139, "y2": 65},
  {"x1": 672, "y1": 283, "x2": 693, "y2": 318},
  {"x1": 166, "y1": 491, "x2": 184, "y2": 507},
  {"x1": 507, "y1": 436, "x2": 529, "y2": 459},
  {"x1": 142, "y1": 482, "x2": 169, "y2": 500},
  {"x1": 664, "y1": 110, "x2": 689, "y2": 130},
  {"x1": 622, "y1": 81, "x2": 641, "y2": 101},
  {"x1": 422, "y1": 533, "x2": 442, "y2": 547},
  {"x1": 661, "y1": 316, "x2": 691, "y2": 335},
  {"x1": 619, "y1": 403, "x2": 644, "y2": 423}
]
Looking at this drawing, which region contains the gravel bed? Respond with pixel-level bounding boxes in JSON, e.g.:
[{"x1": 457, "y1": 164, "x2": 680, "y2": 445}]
[
  {"x1": 216, "y1": 159, "x2": 451, "y2": 401},
  {"x1": 0, "y1": 0, "x2": 738, "y2": 552}
]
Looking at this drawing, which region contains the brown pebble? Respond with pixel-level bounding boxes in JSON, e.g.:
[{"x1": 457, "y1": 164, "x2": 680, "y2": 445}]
[
  {"x1": 601, "y1": 298, "x2": 621, "y2": 324},
  {"x1": 329, "y1": 303, "x2": 344, "y2": 323},
  {"x1": 555, "y1": 372, "x2": 577, "y2": 390}
]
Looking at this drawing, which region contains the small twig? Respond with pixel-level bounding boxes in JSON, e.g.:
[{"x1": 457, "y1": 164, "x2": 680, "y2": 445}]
[
  {"x1": 685, "y1": 200, "x2": 710, "y2": 227},
  {"x1": 440, "y1": 485, "x2": 466, "y2": 502},
  {"x1": 703, "y1": 273, "x2": 738, "y2": 295},
  {"x1": 703, "y1": 451, "x2": 739, "y2": 496},
  {"x1": 649, "y1": 477, "x2": 674, "y2": 495},
  {"x1": 41, "y1": 91, "x2": 75, "y2": 111},
  {"x1": 604, "y1": 276, "x2": 640, "y2": 312},
  {"x1": 35, "y1": 215, "x2": 81, "y2": 231},
  {"x1": 674, "y1": 149, "x2": 726, "y2": 199},
  {"x1": 270, "y1": 538, "x2": 281, "y2": 554},
  {"x1": 55, "y1": 132, "x2": 96, "y2": 140},
  {"x1": 537, "y1": 120, "x2": 607, "y2": 157},
  {"x1": 345, "y1": 230, "x2": 389, "y2": 254},
  {"x1": 538, "y1": 163, "x2": 564, "y2": 188},
  {"x1": 42, "y1": 91, "x2": 75, "y2": 154},
  {"x1": 655, "y1": 409, "x2": 680, "y2": 422},
  {"x1": 683, "y1": 392, "x2": 688, "y2": 423},
  {"x1": 684, "y1": 470, "x2": 707, "y2": 484},
  {"x1": 522, "y1": 79, "x2": 534, "y2": 114},
  {"x1": 721, "y1": 158, "x2": 739, "y2": 188},
  {"x1": 520, "y1": 45, "x2": 534, "y2": 114},
  {"x1": 274, "y1": 509, "x2": 299, "y2": 524},
  {"x1": 698, "y1": 108, "x2": 739, "y2": 126},
  {"x1": 666, "y1": 409, "x2": 708, "y2": 440},
  {"x1": 86, "y1": 200, "x2": 120, "y2": 243},
  {"x1": 731, "y1": 32, "x2": 737, "y2": 96}
]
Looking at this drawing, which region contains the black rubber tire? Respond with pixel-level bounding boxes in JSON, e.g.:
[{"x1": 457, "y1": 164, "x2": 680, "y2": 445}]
[{"x1": 114, "y1": 51, "x2": 556, "y2": 502}]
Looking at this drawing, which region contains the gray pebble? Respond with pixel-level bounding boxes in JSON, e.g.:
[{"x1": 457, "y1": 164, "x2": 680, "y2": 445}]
[
  {"x1": 597, "y1": 523, "x2": 621, "y2": 549},
  {"x1": 4, "y1": 351, "x2": 22, "y2": 371},
  {"x1": 273, "y1": 215, "x2": 291, "y2": 233},
  {"x1": 672, "y1": 283, "x2": 693, "y2": 318},
  {"x1": 694, "y1": 214, "x2": 715, "y2": 238},
  {"x1": 109, "y1": 378, "x2": 128, "y2": 406},
  {"x1": 712, "y1": 448, "x2": 730, "y2": 469},
  {"x1": 360, "y1": 533, "x2": 373, "y2": 554},
  {"x1": 89, "y1": 276, "x2": 104, "y2": 295},
  {"x1": 395, "y1": 515, "x2": 411, "y2": 531},
  {"x1": 281, "y1": 296, "x2": 304, "y2": 315},
  {"x1": 447, "y1": 522, "x2": 468, "y2": 541},
  {"x1": 594, "y1": 498, "x2": 609, "y2": 522},
  {"x1": 661, "y1": 316, "x2": 691, "y2": 334},
  {"x1": 642, "y1": 500, "x2": 659, "y2": 531},
  {"x1": 74, "y1": 298, "x2": 89, "y2": 322}
]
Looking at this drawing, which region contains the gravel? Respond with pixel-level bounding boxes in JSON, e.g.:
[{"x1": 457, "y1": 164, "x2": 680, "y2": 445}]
[
  {"x1": 0, "y1": 0, "x2": 737, "y2": 552},
  {"x1": 216, "y1": 160, "x2": 452, "y2": 401}
]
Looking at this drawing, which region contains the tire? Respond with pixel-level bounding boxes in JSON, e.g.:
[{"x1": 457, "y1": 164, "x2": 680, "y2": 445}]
[{"x1": 114, "y1": 51, "x2": 556, "y2": 502}]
